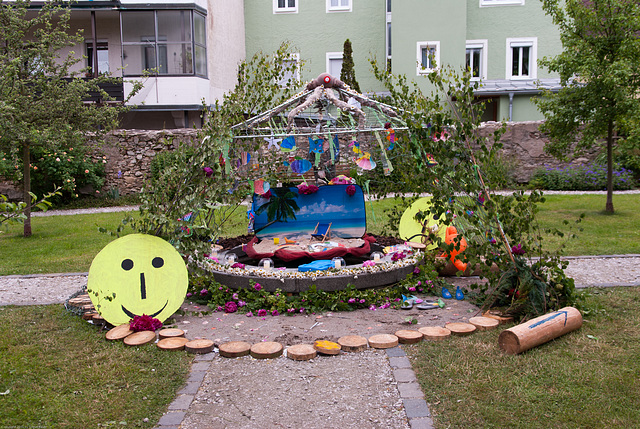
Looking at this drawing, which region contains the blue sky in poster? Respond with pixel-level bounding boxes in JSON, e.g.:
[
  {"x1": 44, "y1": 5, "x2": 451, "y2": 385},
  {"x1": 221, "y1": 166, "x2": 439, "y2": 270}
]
[{"x1": 252, "y1": 184, "x2": 367, "y2": 238}]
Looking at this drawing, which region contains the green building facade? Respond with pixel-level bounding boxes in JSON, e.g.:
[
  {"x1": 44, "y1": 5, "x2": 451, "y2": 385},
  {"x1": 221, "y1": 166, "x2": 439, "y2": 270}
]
[{"x1": 244, "y1": 0, "x2": 562, "y2": 122}]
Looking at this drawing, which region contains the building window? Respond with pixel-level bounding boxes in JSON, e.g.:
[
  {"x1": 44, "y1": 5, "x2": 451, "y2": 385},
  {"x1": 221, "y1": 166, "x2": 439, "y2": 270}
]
[
  {"x1": 416, "y1": 41, "x2": 439, "y2": 75},
  {"x1": 121, "y1": 10, "x2": 207, "y2": 78},
  {"x1": 465, "y1": 39, "x2": 487, "y2": 80},
  {"x1": 326, "y1": 52, "x2": 343, "y2": 78},
  {"x1": 274, "y1": 0, "x2": 297, "y2": 14},
  {"x1": 279, "y1": 53, "x2": 300, "y2": 86},
  {"x1": 327, "y1": 0, "x2": 351, "y2": 12},
  {"x1": 86, "y1": 41, "x2": 109, "y2": 76},
  {"x1": 506, "y1": 37, "x2": 537, "y2": 79},
  {"x1": 480, "y1": 0, "x2": 525, "y2": 7}
]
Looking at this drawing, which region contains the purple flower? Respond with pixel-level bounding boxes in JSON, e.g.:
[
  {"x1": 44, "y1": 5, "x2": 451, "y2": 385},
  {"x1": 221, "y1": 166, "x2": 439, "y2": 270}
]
[
  {"x1": 417, "y1": 281, "x2": 422, "y2": 286},
  {"x1": 348, "y1": 298, "x2": 356, "y2": 303},
  {"x1": 257, "y1": 309, "x2": 267, "y2": 317},
  {"x1": 511, "y1": 243, "x2": 526, "y2": 255},
  {"x1": 225, "y1": 301, "x2": 238, "y2": 313},
  {"x1": 186, "y1": 292, "x2": 193, "y2": 298},
  {"x1": 253, "y1": 283, "x2": 263, "y2": 291},
  {"x1": 346, "y1": 185, "x2": 356, "y2": 196},
  {"x1": 216, "y1": 306, "x2": 224, "y2": 311},
  {"x1": 369, "y1": 305, "x2": 377, "y2": 311},
  {"x1": 200, "y1": 288, "x2": 209, "y2": 296},
  {"x1": 271, "y1": 310, "x2": 280, "y2": 316},
  {"x1": 203, "y1": 167, "x2": 214, "y2": 177},
  {"x1": 232, "y1": 293, "x2": 239, "y2": 300},
  {"x1": 408, "y1": 287, "x2": 416, "y2": 292},
  {"x1": 413, "y1": 267, "x2": 421, "y2": 274},
  {"x1": 238, "y1": 300, "x2": 246, "y2": 307},
  {"x1": 246, "y1": 311, "x2": 253, "y2": 317},
  {"x1": 359, "y1": 299, "x2": 366, "y2": 304},
  {"x1": 380, "y1": 303, "x2": 391, "y2": 309}
]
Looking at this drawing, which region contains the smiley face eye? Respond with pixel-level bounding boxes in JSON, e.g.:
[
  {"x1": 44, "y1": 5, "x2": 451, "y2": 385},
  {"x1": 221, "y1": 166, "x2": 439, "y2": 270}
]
[
  {"x1": 152, "y1": 257, "x2": 164, "y2": 268},
  {"x1": 121, "y1": 259, "x2": 134, "y2": 271}
]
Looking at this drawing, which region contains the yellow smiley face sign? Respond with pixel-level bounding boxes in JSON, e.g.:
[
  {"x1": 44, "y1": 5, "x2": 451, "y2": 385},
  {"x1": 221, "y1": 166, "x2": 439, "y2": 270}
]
[{"x1": 87, "y1": 234, "x2": 188, "y2": 326}]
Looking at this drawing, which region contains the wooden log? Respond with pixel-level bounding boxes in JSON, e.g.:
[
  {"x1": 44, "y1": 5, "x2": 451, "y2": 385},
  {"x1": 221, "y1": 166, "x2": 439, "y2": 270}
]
[
  {"x1": 445, "y1": 322, "x2": 476, "y2": 336},
  {"x1": 469, "y1": 316, "x2": 500, "y2": 331},
  {"x1": 418, "y1": 326, "x2": 451, "y2": 341},
  {"x1": 368, "y1": 334, "x2": 398, "y2": 349},
  {"x1": 313, "y1": 340, "x2": 341, "y2": 355},
  {"x1": 158, "y1": 328, "x2": 185, "y2": 340},
  {"x1": 184, "y1": 339, "x2": 215, "y2": 354},
  {"x1": 219, "y1": 341, "x2": 252, "y2": 358},
  {"x1": 251, "y1": 341, "x2": 283, "y2": 359},
  {"x1": 82, "y1": 312, "x2": 98, "y2": 321},
  {"x1": 124, "y1": 331, "x2": 156, "y2": 346},
  {"x1": 157, "y1": 337, "x2": 190, "y2": 351},
  {"x1": 395, "y1": 330, "x2": 423, "y2": 344},
  {"x1": 286, "y1": 344, "x2": 317, "y2": 361},
  {"x1": 337, "y1": 335, "x2": 368, "y2": 352},
  {"x1": 498, "y1": 307, "x2": 582, "y2": 355},
  {"x1": 105, "y1": 324, "x2": 133, "y2": 341}
]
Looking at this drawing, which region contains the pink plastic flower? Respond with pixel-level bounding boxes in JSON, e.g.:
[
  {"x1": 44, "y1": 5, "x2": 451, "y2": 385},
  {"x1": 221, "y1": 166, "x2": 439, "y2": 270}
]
[
  {"x1": 346, "y1": 185, "x2": 356, "y2": 196},
  {"x1": 253, "y1": 283, "x2": 263, "y2": 291},
  {"x1": 231, "y1": 263, "x2": 245, "y2": 269},
  {"x1": 129, "y1": 314, "x2": 163, "y2": 332},
  {"x1": 257, "y1": 309, "x2": 267, "y2": 317},
  {"x1": 271, "y1": 310, "x2": 279, "y2": 316},
  {"x1": 362, "y1": 260, "x2": 376, "y2": 267}
]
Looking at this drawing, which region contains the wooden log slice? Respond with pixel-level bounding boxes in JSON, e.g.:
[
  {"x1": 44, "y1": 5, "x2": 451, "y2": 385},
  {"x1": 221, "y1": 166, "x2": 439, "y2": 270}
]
[
  {"x1": 124, "y1": 330, "x2": 157, "y2": 346},
  {"x1": 418, "y1": 326, "x2": 451, "y2": 341},
  {"x1": 395, "y1": 330, "x2": 424, "y2": 344},
  {"x1": 313, "y1": 340, "x2": 341, "y2": 355},
  {"x1": 185, "y1": 339, "x2": 215, "y2": 354},
  {"x1": 483, "y1": 310, "x2": 515, "y2": 325},
  {"x1": 445, "y1": 322, "x2": 477, "y2": 336},
  {"x1": 219, "y1": 341, "x2": 252, "y2": 358},
  {"x1": 105, "y1": 324, "x2": 133, "y2": 341},
  {"x1": 337, "y1": 335, "x2": 368, "y2": 353},
  {"x1": 250, "y1": 341, "x2": 283, "y2": 359},
  {"x1": 68, "y1": 296, "x2": 92, "y2": 306},
  {"x1": 286, "y1": 344, "x2": 317, "y2": 361},
  {"x1": 157, "y1": 337, "x2": 190, "y2": 351},
  {"x1": 368, "y1": 334, "x2": 399, "y2": 349},
  {"x1": 469, "y1": 316, "x2": 500, "y2": 331},
  {"x1": 82, "y1": 312, "x2": 98, "y2": 320},
  {"x1": 158, "y1": 328, "x2": 185, "y2": 340},
  {"x1": 405, "y1": 241, "x2": 426, "y2": 250}
]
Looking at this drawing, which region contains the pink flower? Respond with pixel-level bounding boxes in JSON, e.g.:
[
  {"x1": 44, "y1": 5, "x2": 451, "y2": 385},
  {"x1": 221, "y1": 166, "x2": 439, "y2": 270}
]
[
  {"x1": 380, "y1": 303, "x2": 391, "y2": 309},
  {"x1": 511, "y1": 243, "x2": 526, "y2": 255},
  {"x1": 408, "y1": 287, "x2": 416, "y2": 292},
  {"x1": 200, "y1": 288, "x2": 209, "y2": 296},
  {"x1": 362, "y1": 260, "x2": 376, "y2": 267},
  {"x1": 203, "y1": 167, "x2": 214, "y2": 177},
  {"x1": 369, "y1": 305, "x2": 377, "y2": 311},
  {"x1": 271, "y1": 310, "x2": 280, "y2": 316},
  {"x1": 231, "y1": 263, "x2": 245, "y2": 269},
  {"x1": 359, "y1": 299, "x2": 366, "y2": 304},
  {"x1": 413, "y1": 267, "x2": 421, "y2": 274},
  {"x1": 216, "y1": 306, "x2": 224, "y2": 311},
  {"x1": 346, "y1": 185, "x2": 356, "y2": 196},
  {"x1": 186, "y1": 292, "x2": 193, "y2": 298},
  {"x1": 287, "y1": 308, "x2": 295, "y2": 313},
  {"x1": 246, "y1": 311, "x2": 253, "y2": 317},
  {"x1": 257, "y1": 309, "x2": 267, "y2": 317},
  {"x1": 261, "y1": 189, "x2": 272, "y2": 199},
  {"x1": 417, "y1": 281, "x2": 422, "y2": 286},
  {"x1": 348, "y1": 298, "x2": 356, "y2": 303},
  {"x1": 253, "y1": 283, "x2": 263, "y2": 291},
  {"x1": 84, "y1": 169, "x2": 89, "y2": 174},
  {"x1": 225, "y1": 301, "x2": 238, "y2": 313},
  {"x1": 299, "y1": 308, "x2": 305, "y2": 313},
  {"x1": 232, "y1": 293, "x2": 239, "y2": 300},
  {"x1": 238, "y1": 300, "x2": 246, "y2": 307}
]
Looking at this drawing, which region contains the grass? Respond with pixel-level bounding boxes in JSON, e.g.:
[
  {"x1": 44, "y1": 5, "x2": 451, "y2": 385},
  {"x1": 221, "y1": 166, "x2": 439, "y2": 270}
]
[
  {"x1": 406, "y1": 286, "x2": 640, "y2": 428},
  {"x1": 1, "y1": 193, "x2": 638, "y2": 276},
  {"x1": 535, "y1": 194, "x2": 640, "y2": 256},
  {"x1": 0, "y1": 212, "x2": 136, "y2": 276},
  {"x1": 0, "y1": 305, "x2": 192, "y2": 428}
]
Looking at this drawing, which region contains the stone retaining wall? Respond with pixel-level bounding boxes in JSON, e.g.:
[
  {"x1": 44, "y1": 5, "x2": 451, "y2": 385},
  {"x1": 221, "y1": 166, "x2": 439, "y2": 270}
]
[{"x1": 0, "y1": 122, "x2": 600, "y2": 198}]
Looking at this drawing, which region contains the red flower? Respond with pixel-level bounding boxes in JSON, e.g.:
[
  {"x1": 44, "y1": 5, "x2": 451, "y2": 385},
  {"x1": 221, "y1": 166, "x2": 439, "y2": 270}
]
[
  {"x1": 129, "y1": 314, "x2": 163, "y2": 332},
  {"x1": 346, "y1": 185, "x2": 356, "y2": 196}
]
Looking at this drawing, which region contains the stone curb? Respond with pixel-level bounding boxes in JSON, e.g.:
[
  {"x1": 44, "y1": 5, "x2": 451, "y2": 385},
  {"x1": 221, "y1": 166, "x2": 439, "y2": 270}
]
[{"x1": 386, "y1": 347, "x2": 435, "y2": 429}]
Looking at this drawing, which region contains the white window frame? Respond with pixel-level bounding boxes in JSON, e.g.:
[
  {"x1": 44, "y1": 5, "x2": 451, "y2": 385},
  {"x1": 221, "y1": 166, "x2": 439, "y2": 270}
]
[
  {"x1": 506, "y1": 37, "x2": 537, "y2": 80},
  {"x1": 326, "y1": 51, "x2": 343, "y2": 78},
  {"x1": 480, "y1": 0, "x2": 525, "y2": 7},
  {"x1": 278, "y1": 53, "x2": 301, "y2": 86},
  {"x1": 416, "y1": 41, "x2": 440, "y2": 75},
  {"x1": 273, "y1": 0, "x2": 298, "y2": 14},
  {"x1": 465, "y1": 39, "x2": 488, "y2": 81},
  {"x1": 327, "y1": 0, "x2": 352, "y2": 12}
]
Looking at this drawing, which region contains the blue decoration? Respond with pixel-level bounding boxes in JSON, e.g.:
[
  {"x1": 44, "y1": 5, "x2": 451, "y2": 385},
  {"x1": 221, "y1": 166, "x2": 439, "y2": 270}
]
[
  {"x1": 442, "y1": 287, "x2": 452, "y2": 299},
  {"x1": 455, "y1": 286, "x2": 464, "y2": 300},
  {"x1": 309, "y1": 137, "x2": 324, "y2": 153}
]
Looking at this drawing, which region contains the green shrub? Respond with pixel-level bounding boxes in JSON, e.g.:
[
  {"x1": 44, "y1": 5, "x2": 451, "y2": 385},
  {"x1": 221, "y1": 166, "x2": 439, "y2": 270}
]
[{"x1": 529, "y1": 163, "x2": 636, "y2": 190}]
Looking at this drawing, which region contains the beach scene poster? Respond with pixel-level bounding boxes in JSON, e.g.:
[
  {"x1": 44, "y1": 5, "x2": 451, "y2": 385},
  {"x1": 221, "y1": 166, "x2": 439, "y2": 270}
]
[{"x1": 252, "y1": 184, "x2": 367, "y2": 239}]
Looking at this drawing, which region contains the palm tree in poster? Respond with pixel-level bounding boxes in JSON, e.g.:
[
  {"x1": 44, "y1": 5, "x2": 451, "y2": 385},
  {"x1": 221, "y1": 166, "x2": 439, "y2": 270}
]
[{"x1": 253, "y1": 187, "x2": 300, "y2": 234}]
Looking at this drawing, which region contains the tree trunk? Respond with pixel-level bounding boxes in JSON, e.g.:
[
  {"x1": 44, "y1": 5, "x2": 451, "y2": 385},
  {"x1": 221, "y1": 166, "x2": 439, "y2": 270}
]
[
  {"x1": 22, "y1": 143, "x2": 32, "y2": 237},
  {"x1": 605, "y1": 120, "x2": 614, "y2": 214}
]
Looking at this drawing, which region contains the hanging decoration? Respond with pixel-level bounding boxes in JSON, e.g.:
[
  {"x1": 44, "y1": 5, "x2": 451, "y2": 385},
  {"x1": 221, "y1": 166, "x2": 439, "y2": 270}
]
[
  {"x1": 356, "y1": 152, "x2": 376, "y2": 171},
  {"x1": 290, "y1": 158, "x2": 312, "y2": 175},
  {"x1": 264, "y1": 135, "x2": 282, "y2": 150},
  {"x1": 280, "y1": 136, "x2": 297, "y2": 152}
]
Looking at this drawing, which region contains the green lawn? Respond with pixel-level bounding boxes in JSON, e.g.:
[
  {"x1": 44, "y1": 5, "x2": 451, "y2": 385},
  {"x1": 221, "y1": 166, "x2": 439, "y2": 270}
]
[
  {"x1": 0, "y1": 305, "x2": 192, "y2": 428},
  {"x1": 1, "y1": 193, "x2": 638, "y2": 276},
  {"x1": 407, "y1": 286, "x2": 640, "y2": 428}
]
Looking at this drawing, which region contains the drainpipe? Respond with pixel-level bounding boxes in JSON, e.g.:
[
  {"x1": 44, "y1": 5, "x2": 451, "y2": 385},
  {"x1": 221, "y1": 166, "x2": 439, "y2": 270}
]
[
  {"x1": 508, "y1": 92, "x2": 514, "y2": 122},
  {"x1": 91, "y1": 11, "x2": 98, "y2": 78}
]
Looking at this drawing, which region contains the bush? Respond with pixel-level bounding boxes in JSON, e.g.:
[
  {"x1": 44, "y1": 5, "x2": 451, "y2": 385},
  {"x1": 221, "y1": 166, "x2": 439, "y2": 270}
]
[{"x1": 529, "y1": 163, "x2": 636, "y2": 191}]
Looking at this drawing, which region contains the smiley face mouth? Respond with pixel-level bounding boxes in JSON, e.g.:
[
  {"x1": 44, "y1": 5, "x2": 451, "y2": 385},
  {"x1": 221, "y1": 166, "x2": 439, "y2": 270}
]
[{"x1": 121, "y1": 300, "x2": 169, "y2": 319}]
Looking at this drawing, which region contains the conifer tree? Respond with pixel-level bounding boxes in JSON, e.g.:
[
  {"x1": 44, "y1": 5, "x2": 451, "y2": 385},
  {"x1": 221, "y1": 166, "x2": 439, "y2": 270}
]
[{"x1": 340, "y1": 39, "x2": 361, "y2": 93}]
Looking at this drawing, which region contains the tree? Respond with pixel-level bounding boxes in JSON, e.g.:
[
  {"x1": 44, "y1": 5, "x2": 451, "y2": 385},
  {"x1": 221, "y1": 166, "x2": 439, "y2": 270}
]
[
  {"x1": 535, "y1": 0, "x2": 640, "y2": 213},
  {"x1": 0, "y1": 0, "x2": 139, "y2": 236},
  {"x1": 340, "y1": 39, "x2": 361, "y2": 92}
]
